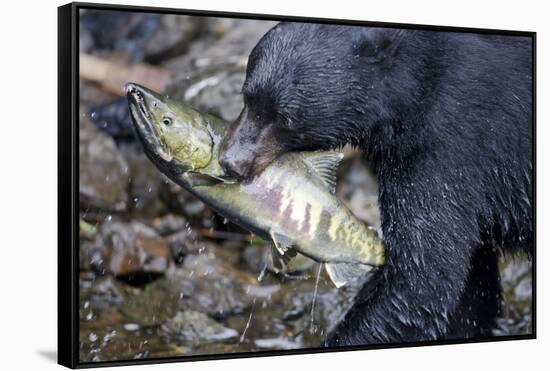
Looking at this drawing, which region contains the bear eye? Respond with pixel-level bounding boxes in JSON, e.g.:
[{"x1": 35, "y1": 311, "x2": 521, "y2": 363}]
[{"x1": 162, "y1": 117, "x2": 173, "y2": 126}]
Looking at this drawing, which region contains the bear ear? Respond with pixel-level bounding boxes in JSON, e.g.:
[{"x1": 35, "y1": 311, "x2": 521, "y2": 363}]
[{"x1": 353, "y1": 28, "x2": 407, "y2": 63}]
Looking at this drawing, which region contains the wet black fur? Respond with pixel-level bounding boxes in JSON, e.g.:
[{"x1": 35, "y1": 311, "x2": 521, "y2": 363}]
[{"x1": 234, "y1": 23, "x2": 533, "y2": 345}]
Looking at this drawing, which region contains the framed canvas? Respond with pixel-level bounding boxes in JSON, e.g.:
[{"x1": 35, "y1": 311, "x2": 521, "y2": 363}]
[{"x1": 58, "y1": 2, "x2": 536, "y2": 368}]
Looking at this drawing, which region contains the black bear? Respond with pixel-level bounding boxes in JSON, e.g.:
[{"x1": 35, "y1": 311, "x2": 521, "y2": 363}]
[{"x1": 219, "y1": 22, "x2": 533, "y2": 346}]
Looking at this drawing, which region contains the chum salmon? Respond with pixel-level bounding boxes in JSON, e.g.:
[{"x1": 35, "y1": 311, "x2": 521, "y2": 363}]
[{"x1": 126, "y1": 82, "x2": 385, "y2": 287}]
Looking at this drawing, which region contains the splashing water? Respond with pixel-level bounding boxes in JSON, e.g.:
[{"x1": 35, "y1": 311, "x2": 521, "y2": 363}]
[
  {"x1": 257, "y1": 262, "x2": 268, "y2": 283},
  {"x1": 239, "y1": 297, "x2": 257, "y2": 344},
  {"x1": 309, "y1": 264, "x2": 323, "y2": 333}
]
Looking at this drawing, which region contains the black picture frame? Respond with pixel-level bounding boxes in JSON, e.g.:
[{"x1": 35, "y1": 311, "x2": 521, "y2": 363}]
[{"x1": 58, "y1": 2, "x2": 537, "y2": 369}]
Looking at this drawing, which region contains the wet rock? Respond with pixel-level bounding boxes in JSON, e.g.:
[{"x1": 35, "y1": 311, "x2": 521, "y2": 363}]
[
  {"x1": 79, "y1": 273, "x2": 139, "y2": 325},
  {"x1": 119, "y1": 278, "x2": 182, "y2": 326},
  {"x1": 79, "y1": 314, "x2": 184, "y2": 363},
  {"x1": 161, "y1": 311, "x2": 239, "y2": 344},
  {"x1": 79, "y1": 219, "x2": 104, "y2": 272},
  {"x1": 514, "y1": 276, "x2": 532, "y2": 301},
  {"x1": 174, "y1": 252, "x2": 259, "y2": 318},
  {"x1": 280, "y1": 276, "x2": 366, "y2": 342},
  {"x1": 121, "y1": 146, "x2": 167, "y2": 215},
  {"x1": 166, "y1": 230, "x2": 205, "y2": 264},
  {"x1": 253, "y1": 337, "x2": 302, "y2": 350},
  {"x1": 158, "y1": 179, "x2": 211, "y2": 222},
  {"x1": 80, "y1": 238, "x2": 104, "y2": 272},
  {"x1": 337, "y1": 156, "x2": 381, "y2": 229},
  {"x1": 495, "y1": 256, "x2": 532, "y2": 335},
  {"x1": 221, "y1": 273, "x2": 363, "y2": 349},
  {"x1": 80, "y1": 81, "x2": 116, "y2": 110},
  {"x1": 79, "y1": 113, "x2": 130, "y2": 212},
  {"x1": 89, "y1": 98, "x2": 135, "y2": 141},
  {"x1": 87, "y1": 276, "x2": 129, "y2": 305},
  {"x1": 80, "y1": 10, "x2": 160, "y2": 62},
  {"x1": 500, "y1": 257, "x2": 532, "y2": 285},
  {"x1": 214, "y1": 241, "x2": 244, "y2": 266},
  {"x1": 151, "y1": 213, "x2": 206, "y2": 263},
  {"x1": 167, "y1": 19, "x2": 275, "y2": 72},
  {"x1": 119, "y1": 250, "x2": 259, "y2": 326},
  {"x1": 165, "y1": 20, "x2": 276, "y2": 122},
  {"x1": 143, "y1": 15, "x2": 204, "y2": 63},
  {"x1": 184, "y1": 199, "x2": 209, "y2": 219},
  {"x1": 151, "y1": 214, "x2": 190, "y2": 236},
  {"x1": 171, "y1": 70, "x2": 245, "y2": 122},
  {"x1": 100, "y1": 221, "x2": 172, "y2": 277},
  {"x1": 241, "y1": 244, "x2": 267, "y2": 273}
]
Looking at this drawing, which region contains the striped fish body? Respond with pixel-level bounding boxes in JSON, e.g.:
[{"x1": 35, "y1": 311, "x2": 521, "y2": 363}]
[
  {"x1": 176, "y1": 151, "x2": 385, "y2": 270},
  {"x1": 126, "y1": 82, "x2": 384, "y2": 286}
]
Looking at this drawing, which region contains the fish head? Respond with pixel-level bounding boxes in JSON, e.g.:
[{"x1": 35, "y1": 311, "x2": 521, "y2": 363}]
[{"x1": 126, "y1": 82, "x2": 213, "y2": 173}]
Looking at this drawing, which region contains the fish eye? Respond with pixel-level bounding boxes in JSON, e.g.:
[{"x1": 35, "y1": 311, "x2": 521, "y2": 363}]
[{"x1": 162, "y1": 117, "x2": 173, "y2": 126}]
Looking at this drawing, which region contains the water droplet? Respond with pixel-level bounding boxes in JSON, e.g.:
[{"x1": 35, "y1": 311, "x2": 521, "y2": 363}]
[
  {"x1": 257, "y1": 263, "x2": 268, "y2": 282},
  {"x1": 239, "y1": 297, "x2": 257, "y2": 344},
  {"x1": 88, "y1": 332, "x2": 98, "y2": 342},
  {"x1": 103, "y1": 330, "x2": 117, "y2": 343},
  {"x1": 223, "y1": 218, "x2": 228, "y2": 225},
  {"x1": 124, "y1": 323, "x2": 140, "y2": 331},
  {"x1": 309, "y1": 264, "x2": 323, "y2": 334},
  {"x1": 91, "y1": 111, "x2": 97, "y2": 119}
]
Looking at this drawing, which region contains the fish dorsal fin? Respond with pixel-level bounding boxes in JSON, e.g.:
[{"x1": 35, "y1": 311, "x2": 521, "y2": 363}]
[{"x1": 301, "y1": 151, "x2": 344, "y2": 194}]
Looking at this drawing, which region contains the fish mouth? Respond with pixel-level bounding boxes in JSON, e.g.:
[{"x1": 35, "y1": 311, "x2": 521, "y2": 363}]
[{"x1": 126, "y1": 83, "x2": 173, "y2": 163}]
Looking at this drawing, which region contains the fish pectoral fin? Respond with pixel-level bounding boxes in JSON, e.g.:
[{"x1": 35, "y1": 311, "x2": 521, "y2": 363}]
[
  {"x1": 268, "y1": 230, "x2": 297, "y2": 272},
  {"x1": 301, "y1": 151, "x2": 344, "y2": 194},
  {"x1": 268, "y1": 245, "x2": 287, "y2": 272},
  {"x1": 324, "y1": 262, "x2": 374, "y2": 288},
  {"x1": 269, "y1": 245, "x2": 299, "y2": 272}
]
